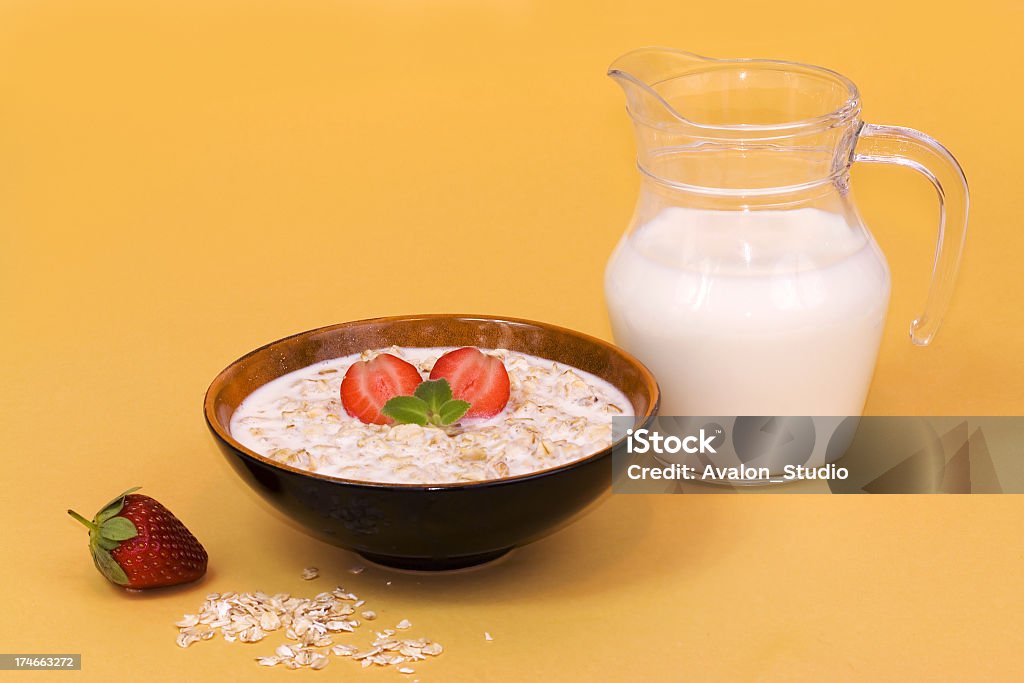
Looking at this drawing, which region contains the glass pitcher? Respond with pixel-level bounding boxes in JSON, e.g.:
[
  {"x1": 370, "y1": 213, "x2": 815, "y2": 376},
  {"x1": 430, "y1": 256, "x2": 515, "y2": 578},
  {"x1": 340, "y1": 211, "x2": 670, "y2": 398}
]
[{"x1": 605, "y1": 48, "x2": 969, "y2": 416}]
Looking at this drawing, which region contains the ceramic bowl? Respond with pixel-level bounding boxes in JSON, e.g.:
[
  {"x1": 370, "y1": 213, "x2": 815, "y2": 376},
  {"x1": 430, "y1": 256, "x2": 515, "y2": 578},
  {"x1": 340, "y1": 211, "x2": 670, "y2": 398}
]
[{"x1": 204, "y1": 315, "x2": 659, "y2": 570}]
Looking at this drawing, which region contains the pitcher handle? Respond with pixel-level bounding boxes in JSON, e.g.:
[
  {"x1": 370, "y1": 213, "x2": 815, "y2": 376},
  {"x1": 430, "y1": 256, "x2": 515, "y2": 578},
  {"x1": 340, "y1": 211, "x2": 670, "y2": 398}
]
[{"x1": 852, "y1": 123, "x2": 970, "y2": 346}]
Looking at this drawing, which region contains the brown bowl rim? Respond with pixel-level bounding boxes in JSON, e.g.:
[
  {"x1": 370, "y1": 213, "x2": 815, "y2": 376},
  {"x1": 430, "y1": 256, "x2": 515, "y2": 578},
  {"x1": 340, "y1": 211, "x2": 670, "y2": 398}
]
[{"x1": 203, "y1": 314, "x2": 660, "y2": 491}]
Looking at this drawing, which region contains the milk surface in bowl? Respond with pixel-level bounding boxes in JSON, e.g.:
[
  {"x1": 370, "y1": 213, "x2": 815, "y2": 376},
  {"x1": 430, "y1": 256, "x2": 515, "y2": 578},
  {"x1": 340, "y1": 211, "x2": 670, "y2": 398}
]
[{"x1": 230, "y1": 346, "x2": 633, "y2": 485}]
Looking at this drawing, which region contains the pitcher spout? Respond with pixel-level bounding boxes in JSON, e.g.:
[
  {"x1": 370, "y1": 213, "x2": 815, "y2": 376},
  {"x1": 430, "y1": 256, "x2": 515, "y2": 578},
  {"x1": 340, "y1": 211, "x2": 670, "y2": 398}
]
[
  {"x1": 609, "y1": 46, "x2": 860, "y2": 133},
  {"x1": 608, "y1": 47, "x2": 864, "y2": 192},
  {"x1": 607, "y1": 48, "x2": 711, "y2": 126}
]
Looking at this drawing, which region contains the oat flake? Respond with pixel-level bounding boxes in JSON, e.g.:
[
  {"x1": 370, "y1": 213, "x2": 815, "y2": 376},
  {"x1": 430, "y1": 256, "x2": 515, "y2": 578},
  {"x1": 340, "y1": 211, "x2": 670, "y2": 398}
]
[{"x1": 174, "y1": 582, "x2": 443, "y2": 673}]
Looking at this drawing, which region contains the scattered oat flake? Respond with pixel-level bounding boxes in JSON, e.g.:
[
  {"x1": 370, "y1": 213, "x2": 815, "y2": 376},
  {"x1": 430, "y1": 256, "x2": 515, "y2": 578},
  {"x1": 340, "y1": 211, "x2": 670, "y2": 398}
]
[
  {"x1": 174, "y1": 579, "x2": 443, "y2": 673},
  {"x1": 176, "y1": 633, "x2": 199, "y2": 648},
  {"x1": 260, "y1": 612, "x2": 282, "y2": 631},
  {"x1": 348, "y1": 565, "x2": 365, "y2": 575},
  {"x1": 399, "y1": 667, "x2": 415, "y2": 674},
  {"x1": 485, "y1": 632, "x2": 494, "y2": 641},
  {"x1": 301, "y1": 566, "x2": 320, "y2": 580}
]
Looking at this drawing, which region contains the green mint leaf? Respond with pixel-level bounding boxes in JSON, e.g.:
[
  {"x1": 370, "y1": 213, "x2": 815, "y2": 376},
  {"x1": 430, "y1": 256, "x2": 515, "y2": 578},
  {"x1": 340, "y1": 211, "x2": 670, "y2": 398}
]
[
  {"x1": 99, "y1": 517, "x2": 138, "y2": 541},
  {"x1": 414, "y1": 379, "x2": 453, "y2": 414},
  {"x1": 437, "y1": 399, "x2": 471, "y2": 426},
  {"x1": 381, "y1": 396, "x2": 429, "y2": 425}
]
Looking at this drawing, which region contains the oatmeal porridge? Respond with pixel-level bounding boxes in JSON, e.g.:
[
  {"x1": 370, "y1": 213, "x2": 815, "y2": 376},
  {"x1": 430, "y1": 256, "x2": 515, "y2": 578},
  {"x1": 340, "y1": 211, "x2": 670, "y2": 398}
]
[{"x1": 229, "y1": 347, "x2": 632, "y2": 484}]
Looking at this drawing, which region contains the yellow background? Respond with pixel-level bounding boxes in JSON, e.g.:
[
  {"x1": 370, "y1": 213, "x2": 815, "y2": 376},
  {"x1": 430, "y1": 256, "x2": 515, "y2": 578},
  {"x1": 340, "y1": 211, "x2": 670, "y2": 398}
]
[{"x1": 2, "y1": 0, "x2": 1022, "y2": 680}]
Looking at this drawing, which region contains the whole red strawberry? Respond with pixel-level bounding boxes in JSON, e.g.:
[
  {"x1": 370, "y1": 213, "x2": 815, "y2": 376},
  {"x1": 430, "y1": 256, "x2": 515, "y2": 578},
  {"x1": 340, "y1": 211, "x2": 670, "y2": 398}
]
[{"x1": 68, "y1": 487, "x2": 208, "y2": 589}]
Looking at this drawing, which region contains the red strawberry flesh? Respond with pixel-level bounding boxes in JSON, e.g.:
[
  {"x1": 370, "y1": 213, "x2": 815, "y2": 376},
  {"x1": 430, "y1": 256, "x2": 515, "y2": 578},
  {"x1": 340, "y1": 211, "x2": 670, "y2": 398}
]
[
  {"x1": 112, "y1": 494, "x2": 208, "y2": 589},
  {"x1": 340, "y1": 353, "x2": 423, "y2": 424},
  {"x1": 429, "y1": 347, "x2": 510, "y2": 418}
]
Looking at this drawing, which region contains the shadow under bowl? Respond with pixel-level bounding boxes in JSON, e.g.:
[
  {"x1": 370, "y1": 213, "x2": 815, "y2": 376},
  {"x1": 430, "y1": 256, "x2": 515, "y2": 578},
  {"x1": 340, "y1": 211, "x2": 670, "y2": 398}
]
[{"x1": 204, "y1": 314, "x2": 659, "y2": 570}]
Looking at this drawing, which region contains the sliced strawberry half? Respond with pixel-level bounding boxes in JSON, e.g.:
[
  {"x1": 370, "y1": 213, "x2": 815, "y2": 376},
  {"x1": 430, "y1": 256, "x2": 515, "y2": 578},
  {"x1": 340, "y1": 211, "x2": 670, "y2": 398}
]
[
  {"x1": 429, "y1": 347, "x2": 510, "y2": 418},
  {"x1": 340, "y1": 353, "x2": 423, "y2": 424}
]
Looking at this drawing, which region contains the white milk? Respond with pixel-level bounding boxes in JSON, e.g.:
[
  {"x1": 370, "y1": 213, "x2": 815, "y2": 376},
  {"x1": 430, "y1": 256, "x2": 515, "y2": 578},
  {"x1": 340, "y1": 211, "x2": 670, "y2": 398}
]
[
  {"x1": 605, "y1": 207, "x2": 890, "y2": 415},
  {"x1": 229, "y1": 347, "x2": 633, "y2": 484}
]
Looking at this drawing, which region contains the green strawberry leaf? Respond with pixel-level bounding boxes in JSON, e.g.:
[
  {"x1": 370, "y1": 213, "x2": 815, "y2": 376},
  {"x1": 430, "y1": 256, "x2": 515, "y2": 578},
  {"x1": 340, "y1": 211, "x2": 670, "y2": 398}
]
[
  {"x1": 438, "y1": 399, "x2": 471, "y2": 426},
  {"x1": 95, "y1": 486, "x2": 141, "y2": 523},
  {"x1": 99, "y1": 517, "x2": 138, "y2": 541},
  {"x1": 381, "y1": 396, "x2": 429, "y2": 425},
  {"x1": 91, "y1": 545, "x2": 129, "y2": 586},
  {"x1": 96, "y1": 498, "x2": 127, "y2": 524},
  {"x1": 95, "y1": 535, "x2": 119, "y2": 551},
  {"x1": 414, "y1": 379, "x2": 453, "y2": 414}
]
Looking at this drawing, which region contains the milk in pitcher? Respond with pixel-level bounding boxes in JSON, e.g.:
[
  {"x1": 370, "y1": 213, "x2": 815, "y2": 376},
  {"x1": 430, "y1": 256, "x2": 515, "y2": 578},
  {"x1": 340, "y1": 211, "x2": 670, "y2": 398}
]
[{"x1": 605, "y1": 207, "x2": 891, "y2": 415}]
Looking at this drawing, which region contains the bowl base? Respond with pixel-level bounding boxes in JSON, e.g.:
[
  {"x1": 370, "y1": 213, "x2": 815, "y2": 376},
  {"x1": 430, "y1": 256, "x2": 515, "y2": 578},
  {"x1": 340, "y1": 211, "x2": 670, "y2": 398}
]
[{"x1": 358, "y1": 548, "x2": 513, "y2": 571}]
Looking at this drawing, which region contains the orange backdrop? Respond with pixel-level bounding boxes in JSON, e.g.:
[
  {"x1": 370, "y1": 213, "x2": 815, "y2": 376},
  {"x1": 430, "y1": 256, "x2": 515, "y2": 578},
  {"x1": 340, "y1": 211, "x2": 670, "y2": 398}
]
[{"x1": 1, "y1": 1, "x2": 1022, "y2": 680}]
